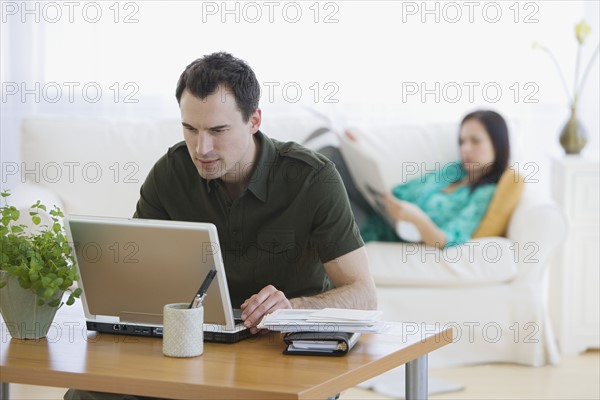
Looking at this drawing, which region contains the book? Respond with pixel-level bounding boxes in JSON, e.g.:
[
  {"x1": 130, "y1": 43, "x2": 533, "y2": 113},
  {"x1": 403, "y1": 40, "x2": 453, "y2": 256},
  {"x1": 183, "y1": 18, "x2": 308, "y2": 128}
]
[
  {"x1": 256, "y1": 308, "x2": 383, "y2": 333},
  {"x1": 339, "y1": 130, "x2": 422, "y2": 242},
  {"x1": 283, "y1": 331, "x2": 362, "y2": 356},
  {"x1": 307, "y1": 128, "x2": 422, "y2": 242}
]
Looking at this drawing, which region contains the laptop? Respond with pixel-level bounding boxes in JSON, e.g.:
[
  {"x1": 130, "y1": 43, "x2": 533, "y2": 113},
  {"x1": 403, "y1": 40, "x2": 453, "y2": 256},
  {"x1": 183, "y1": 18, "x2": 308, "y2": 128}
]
[{"x1": 64, "y1": 215, "x2": 251, "y2": 343}]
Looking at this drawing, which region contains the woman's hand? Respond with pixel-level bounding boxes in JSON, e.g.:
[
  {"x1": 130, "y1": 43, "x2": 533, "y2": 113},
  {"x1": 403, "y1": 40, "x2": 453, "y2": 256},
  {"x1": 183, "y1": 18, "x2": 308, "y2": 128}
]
[
  {"x1": 383, "y1": 193, "x2": 448, "y2": 247},
  {"x1": 383, "y1": 193, "x2": 425, "y2": 223}
]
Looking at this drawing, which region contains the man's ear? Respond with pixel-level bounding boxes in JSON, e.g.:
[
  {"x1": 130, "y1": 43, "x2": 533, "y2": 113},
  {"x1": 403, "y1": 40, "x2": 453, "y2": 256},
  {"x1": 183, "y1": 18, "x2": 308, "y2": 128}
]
[{"x1": 249, "y1": 108, "x2": 261, "y2": 134}]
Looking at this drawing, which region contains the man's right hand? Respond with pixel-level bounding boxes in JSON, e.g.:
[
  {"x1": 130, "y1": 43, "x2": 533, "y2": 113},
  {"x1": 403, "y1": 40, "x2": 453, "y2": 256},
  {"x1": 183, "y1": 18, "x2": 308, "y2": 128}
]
[{"x1": 240, "y1": 285, "x2": 292, "y2": 334}]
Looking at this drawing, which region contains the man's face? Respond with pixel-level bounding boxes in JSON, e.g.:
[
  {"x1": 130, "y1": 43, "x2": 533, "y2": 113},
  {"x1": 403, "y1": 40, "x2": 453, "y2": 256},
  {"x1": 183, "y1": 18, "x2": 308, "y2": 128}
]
[{"x1": 180, "y1": 87, "x2": 261, "y2": 183}]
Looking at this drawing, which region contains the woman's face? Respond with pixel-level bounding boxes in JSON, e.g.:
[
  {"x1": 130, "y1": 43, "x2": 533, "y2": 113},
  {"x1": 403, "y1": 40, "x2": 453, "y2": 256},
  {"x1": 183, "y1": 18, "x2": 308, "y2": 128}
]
[{"x1": 459, "y1": 118, "x2": 496, "y2": 175}]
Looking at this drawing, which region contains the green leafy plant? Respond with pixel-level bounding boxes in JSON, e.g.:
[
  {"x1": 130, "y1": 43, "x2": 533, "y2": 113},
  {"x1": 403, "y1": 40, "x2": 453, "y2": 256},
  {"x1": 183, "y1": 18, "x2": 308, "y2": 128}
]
[{"x1": 0, "y1": 190, "x2": 81, "y2": 307}]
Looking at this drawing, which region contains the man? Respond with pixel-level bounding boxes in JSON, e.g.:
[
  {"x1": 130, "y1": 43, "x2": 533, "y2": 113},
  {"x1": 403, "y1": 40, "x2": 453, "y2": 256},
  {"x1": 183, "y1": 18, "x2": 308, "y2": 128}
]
[
  {"x1": 135, "y1": 52, "x2": 376, "y2": 333},
  {"x1": 64, "y1": 52, "x2": 376, "y2": 400}
]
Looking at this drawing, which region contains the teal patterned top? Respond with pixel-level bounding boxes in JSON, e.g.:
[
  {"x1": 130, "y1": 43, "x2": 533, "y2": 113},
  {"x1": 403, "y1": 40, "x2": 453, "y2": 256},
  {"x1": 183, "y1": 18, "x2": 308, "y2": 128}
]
[{"x1": 360, "y1": 161, "x2": 496, "y2": 247}]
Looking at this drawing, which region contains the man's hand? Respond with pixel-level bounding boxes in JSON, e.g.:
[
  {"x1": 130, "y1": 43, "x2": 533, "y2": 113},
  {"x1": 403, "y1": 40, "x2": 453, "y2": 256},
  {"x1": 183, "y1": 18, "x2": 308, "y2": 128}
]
[{"x1": 240, "y1": 285, "x2": 292, "y2": 334}]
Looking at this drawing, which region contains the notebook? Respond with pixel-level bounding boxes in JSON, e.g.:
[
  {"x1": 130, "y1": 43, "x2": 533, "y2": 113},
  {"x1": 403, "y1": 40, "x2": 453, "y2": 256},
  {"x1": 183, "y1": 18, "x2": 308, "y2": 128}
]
[{"x1": 64, "y1": 215, "x2": 251, "y2": 343}]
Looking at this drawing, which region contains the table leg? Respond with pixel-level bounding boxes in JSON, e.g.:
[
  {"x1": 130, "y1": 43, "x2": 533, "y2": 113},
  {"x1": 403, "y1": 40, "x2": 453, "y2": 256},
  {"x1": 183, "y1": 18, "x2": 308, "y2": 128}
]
[
  {"x1": 405, "y1": 354, "x2": 428, "y2": 400},
  {"x1": 0, "y1": 382, "x2": 9, "y2": 400}
]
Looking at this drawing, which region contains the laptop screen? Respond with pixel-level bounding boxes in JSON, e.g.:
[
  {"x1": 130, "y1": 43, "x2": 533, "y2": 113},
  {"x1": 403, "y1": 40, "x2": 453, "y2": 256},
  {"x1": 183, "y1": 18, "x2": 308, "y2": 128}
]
[{"x1": 64, "y1": 216, "x2": 237, "y2": 330}]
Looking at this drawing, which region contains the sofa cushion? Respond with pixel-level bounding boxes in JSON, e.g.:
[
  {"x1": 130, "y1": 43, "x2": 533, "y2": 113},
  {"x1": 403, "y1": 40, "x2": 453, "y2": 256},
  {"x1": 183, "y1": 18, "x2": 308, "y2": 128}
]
[
  {"x1": 258, "y1": 103, "x2": 331, "y2": 144},
  {"x1": 365, "y1": 238, "x2": 518, "y2": 287},
  {"x1": 20, "y1": 117, "x2": 181, "y2": 217},
  {"x1": 346, "y1": 123, "x2": 460, "y2": 190},
  {"x1": 473, "y1": 168, "x2": 525, "y2": 238},
  {"x1": 19, "y1": 107, "x2": 330, "y2": 218}
]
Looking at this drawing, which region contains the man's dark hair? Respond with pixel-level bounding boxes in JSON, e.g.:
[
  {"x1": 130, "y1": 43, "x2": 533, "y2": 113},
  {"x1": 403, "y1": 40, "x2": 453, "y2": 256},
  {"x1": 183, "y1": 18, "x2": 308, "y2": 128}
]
[
  {"x1": 460, "y1": 109, "x2": 511, "y2": 192},
  {"x1": 175, "y1": 52, "x2": 260, "y2": 122}
]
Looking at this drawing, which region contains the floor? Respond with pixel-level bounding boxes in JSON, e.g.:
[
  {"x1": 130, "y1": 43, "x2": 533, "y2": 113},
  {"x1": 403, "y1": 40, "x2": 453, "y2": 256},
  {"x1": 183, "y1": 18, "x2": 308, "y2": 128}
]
[
  {"x1": 342, "y1": 349, "x2": 600, "y2": 400},
  {"x1": 5, "y1": 350, "x2": 599, "y2": 399}
]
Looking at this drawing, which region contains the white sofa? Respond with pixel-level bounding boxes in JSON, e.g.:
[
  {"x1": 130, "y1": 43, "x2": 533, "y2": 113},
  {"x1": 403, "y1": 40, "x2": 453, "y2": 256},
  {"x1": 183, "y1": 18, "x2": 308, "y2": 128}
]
[
  {"x1": 10, "y1": 108, "x2": 565, "y2": 367},
  {"x1": 341, "y1": 122, "x2": 566, "y2": 367}
]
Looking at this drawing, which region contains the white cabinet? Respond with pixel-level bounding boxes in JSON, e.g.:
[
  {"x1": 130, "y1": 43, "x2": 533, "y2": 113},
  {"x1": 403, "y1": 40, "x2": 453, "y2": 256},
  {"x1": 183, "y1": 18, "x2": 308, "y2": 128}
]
[{"x1": 550, "y1": 156, "x2": 599, "y2": 355}]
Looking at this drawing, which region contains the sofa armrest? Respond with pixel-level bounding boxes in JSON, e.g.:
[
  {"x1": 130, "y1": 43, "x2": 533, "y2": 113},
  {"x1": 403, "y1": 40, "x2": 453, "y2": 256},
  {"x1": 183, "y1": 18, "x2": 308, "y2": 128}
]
[{"x1": 506, "y1": 191, "x2": 567, "y2": 282}]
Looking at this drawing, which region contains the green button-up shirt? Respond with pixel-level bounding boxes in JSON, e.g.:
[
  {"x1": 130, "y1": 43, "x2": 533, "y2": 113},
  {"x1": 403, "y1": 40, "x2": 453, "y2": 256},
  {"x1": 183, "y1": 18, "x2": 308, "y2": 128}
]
[{"x1": 134, "y1": 131, "x2": 363, "y2": 307}]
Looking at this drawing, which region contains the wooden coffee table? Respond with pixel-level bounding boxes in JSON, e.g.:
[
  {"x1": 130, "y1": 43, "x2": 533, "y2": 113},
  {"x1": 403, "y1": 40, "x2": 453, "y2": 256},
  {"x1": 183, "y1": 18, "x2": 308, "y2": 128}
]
[{"x1": 1, "y1": 305, "x2": 452, "y2": 399}]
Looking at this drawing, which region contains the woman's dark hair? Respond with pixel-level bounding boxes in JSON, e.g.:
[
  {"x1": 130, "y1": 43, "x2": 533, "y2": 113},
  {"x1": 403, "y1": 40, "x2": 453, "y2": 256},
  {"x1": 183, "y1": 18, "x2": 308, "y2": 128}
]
[
  {"x1": 175, "y1": 52, "x2": 260, "y2": 122},
  {"x1": 460, "y1": 110, "x2": 510, "y2": 191}
]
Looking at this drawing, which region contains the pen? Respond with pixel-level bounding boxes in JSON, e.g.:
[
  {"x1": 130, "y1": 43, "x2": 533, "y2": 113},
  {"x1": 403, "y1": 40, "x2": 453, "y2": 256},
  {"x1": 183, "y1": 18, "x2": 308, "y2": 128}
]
[{"x1": 189, "y1": 269, "x2": 217, "y2": 309}]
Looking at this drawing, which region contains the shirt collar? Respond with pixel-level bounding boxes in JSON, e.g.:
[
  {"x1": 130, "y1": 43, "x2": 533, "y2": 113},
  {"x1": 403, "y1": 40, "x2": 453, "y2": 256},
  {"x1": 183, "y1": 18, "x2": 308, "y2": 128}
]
[
  {"x1": 246, "y1": 130, "x2": 274, "y2": 203},
  {"x1": 203, "y1": 130, "x2": 274, "y2": 202}
]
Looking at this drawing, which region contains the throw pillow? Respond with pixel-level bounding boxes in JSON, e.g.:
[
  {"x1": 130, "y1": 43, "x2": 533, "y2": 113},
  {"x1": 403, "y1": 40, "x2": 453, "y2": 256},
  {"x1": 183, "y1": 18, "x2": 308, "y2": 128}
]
[{"x1": 472, "y1": 168, "x2": 525, "y2": 238}]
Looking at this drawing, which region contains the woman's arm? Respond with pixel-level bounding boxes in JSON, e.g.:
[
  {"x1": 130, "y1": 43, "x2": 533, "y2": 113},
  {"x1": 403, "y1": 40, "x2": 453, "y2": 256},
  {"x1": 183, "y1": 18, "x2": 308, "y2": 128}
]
[
  {"x1": 384, "y1": 183, "x2": 497, "y2": 248},
  {"x1": 383, "y1": 193, "x2": 448, "y2": 247}
]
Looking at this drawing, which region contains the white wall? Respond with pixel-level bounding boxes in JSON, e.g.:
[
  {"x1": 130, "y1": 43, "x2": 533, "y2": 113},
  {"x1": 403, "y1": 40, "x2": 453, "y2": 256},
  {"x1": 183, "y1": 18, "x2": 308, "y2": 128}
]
[{"x1": 2, "y1": 0, "x2": 599, "y2": 193}]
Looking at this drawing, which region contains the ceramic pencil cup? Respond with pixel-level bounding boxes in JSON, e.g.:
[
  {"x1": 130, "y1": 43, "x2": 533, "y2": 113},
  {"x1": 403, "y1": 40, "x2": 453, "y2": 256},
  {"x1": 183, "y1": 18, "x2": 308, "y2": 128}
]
[{"x1": 162, "y1": 303, "x2": 204, "y2": 357}]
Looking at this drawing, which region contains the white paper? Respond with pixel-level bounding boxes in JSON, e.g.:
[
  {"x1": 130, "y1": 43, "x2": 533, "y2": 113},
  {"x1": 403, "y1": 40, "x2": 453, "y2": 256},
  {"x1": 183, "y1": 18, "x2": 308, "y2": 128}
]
[{"x1": 257, "y1": 309, "x2": 384, "y2": 333}]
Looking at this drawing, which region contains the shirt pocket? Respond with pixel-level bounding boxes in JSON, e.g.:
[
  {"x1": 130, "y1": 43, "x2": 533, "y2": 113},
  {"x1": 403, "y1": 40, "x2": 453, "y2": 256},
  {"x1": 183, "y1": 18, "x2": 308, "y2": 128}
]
[{"x1": 254, "y1": 230, "x2": 297, "y2": 287}]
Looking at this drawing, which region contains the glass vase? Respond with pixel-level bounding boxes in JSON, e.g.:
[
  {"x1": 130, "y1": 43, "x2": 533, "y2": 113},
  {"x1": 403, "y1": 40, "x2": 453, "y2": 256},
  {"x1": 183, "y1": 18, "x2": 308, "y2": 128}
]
[{"x1": 559, "y1": 107, "x2": 588, "y2": 155}]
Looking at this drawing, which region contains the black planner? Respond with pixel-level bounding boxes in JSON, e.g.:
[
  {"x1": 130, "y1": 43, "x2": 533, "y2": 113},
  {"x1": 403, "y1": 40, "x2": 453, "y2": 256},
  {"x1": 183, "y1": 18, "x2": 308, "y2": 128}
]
[{"x1": 282, "y1": 331, "x2": 361, "y2": 356}]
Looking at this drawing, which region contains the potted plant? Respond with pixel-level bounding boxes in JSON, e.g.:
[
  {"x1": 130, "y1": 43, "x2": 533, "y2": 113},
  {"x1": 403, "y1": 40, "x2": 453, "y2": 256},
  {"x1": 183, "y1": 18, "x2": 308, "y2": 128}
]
[{"x1": 0, "y1": 190, "x2": 82, "y2": 339}]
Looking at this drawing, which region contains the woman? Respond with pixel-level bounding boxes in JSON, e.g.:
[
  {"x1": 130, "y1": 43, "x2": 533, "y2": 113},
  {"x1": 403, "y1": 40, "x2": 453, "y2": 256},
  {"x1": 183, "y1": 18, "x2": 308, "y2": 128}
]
[{"x1": 321, "y1": 110, "x2": 510, "y2": 248}]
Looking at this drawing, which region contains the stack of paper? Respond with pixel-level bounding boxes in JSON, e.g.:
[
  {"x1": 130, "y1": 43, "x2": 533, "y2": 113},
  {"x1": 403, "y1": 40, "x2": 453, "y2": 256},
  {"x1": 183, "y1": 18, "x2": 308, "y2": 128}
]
[{"x1": 257, "y1": 308, "x2": 383, "y2": 333}]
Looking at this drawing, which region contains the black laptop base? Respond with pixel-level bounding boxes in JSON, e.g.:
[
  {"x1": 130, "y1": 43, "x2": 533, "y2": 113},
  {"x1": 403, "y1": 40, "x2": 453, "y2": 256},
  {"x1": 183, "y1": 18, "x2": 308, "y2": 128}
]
[
  {"x1": 87, "y1": 321, "x2": 162, "y2": 337},
  {"x1": 86, "y1": 321, "x2": 251, "y2": 343}
]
